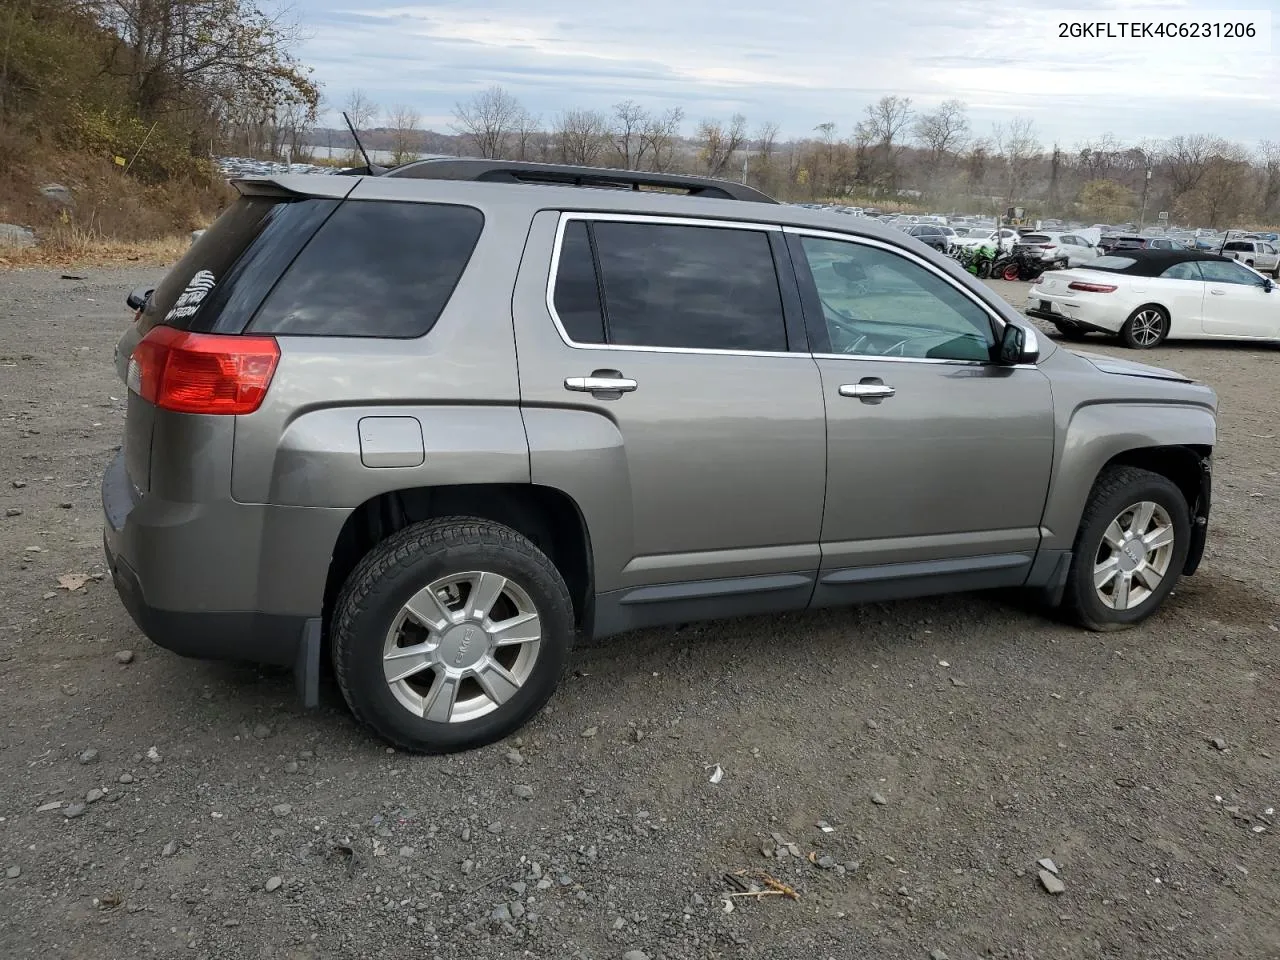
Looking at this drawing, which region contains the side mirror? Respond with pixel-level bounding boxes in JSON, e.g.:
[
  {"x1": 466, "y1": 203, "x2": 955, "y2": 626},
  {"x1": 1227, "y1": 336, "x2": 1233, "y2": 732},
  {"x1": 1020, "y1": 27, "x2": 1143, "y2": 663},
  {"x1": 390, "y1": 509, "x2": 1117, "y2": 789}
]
[
  {"x1": 996, "y1": 322, "x2": 1039, "y2": 365},
  {"x1": 1265, "y1": 277, "x2": 1274, "y2": 293}
]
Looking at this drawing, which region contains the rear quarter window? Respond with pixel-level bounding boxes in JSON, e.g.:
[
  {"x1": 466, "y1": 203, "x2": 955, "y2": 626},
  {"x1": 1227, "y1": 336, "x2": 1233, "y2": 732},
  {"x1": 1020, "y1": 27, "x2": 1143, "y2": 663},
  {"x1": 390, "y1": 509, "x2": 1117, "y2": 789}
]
[
  {"x1": 248, "y1": 201, "x2": 484, "y2": 338},
  {"x1": 139, "y1": 197, "x2": 338, "y2": 334}
]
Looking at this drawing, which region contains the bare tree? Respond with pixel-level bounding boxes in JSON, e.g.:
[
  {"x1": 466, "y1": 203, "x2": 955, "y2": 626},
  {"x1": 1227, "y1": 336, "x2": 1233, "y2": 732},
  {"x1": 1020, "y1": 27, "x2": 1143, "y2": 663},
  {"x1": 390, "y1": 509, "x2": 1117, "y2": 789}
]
[
  {"x1": 1177, "y1": 144, "x2": 1253, "y2": 227},
  {"x1": 344, "y1": 89, "x2": 379, "y2": 162},
  {"x1": 1259, "y1": 141, "x2": 1280, "y2": 219},
  {"x1": 638, "y1": 107, "x2": 684, "y2": 172},
  {"x1": 912, "y1": 99, "x2": 969, "y2": 166},
  {"x1": 610, "y1": 100, "x2": 649, "y2": 169},
  {"x1": 697, "y1": 113, "x2": 747, "y2": 178},
  {"x1": 513, "y1": 109, "x2": 541, "y2": 161},
  {"x1": 856, "y1": 95, "x2": 913, "y2": 190},
  {"x1": 388, "y1": 104, "x2": 421, "y2": 165},
  {"x1": 1163, "y1": 133, "x2": 1223, "y2": 200},
  {"x1": 993, "y1": 116, "x2": 1041, "y2": 205},
  {"x1": 452, "y1": 85, "x2": 523, "y2": 159},
  {"x1": 553, "y1": 108, "x2": 609, "y2": 165}
]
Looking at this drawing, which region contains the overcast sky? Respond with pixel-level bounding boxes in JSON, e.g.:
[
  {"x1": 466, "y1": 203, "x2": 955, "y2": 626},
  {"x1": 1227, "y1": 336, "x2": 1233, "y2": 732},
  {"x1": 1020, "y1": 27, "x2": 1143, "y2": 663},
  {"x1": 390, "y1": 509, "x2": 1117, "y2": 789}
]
[{"x1": 298, "y1": 0, "x2": 1279, "y2": 148}]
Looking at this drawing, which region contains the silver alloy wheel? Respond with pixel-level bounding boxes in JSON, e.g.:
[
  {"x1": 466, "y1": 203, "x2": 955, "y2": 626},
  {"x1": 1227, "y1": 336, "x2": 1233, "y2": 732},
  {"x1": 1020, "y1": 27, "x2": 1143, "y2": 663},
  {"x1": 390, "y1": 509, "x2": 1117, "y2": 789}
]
[
  {"x1": 1128, "y1": 309, "x2": 1165, "y2": 347},
  {"x1": 382, "y1": 571, "x2": 542, "y2": 723},
  {"x1": 1093, "y1": 501, "x2": 1175, "y2": 611}
]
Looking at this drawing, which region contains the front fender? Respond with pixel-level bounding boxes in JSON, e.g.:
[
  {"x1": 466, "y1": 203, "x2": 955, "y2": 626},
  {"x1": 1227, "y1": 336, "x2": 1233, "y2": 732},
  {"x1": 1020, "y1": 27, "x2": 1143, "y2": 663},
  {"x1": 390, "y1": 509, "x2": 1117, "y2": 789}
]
[{"x1": 1040, "y1": 402, "x2": 1216, "y2": 551}]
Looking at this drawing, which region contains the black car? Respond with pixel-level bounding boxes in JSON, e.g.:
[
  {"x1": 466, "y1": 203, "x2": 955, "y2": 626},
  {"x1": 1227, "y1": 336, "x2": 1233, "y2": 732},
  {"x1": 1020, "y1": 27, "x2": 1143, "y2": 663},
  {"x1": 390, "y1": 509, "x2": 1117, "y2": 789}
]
[{"x1": 907, "y1": 224, "x2": 952, "y2": 253}]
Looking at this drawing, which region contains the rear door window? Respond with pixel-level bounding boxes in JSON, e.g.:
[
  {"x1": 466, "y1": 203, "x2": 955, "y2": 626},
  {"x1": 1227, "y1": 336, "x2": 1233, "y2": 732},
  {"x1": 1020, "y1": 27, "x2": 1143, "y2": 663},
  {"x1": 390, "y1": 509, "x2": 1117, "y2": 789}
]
[
  {"x1": 557, "y1": 220, "x2": 787, "y2": 353},
  {"x1": 248, "y1": 201, "x2": 484, "y2": 338}
]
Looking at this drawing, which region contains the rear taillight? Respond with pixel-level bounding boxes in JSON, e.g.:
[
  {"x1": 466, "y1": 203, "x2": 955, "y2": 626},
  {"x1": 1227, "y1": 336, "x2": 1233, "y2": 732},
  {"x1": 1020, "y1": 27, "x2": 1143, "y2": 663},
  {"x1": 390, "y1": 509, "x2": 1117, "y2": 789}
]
[
  {"x1": 1042, "y1": 243, "x2": 1057, "y2": 249},
  {"x1": 1067, "y1": 281, "x2": 1118, "y2": 293},
  {"x1": 130, "y1": 327, "x2": 279, "y2": 415}
]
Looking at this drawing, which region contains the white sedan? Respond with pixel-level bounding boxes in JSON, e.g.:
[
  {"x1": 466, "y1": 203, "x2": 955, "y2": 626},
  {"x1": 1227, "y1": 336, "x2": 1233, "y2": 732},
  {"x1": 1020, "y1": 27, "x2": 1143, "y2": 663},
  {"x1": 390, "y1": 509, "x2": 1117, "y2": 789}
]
[{"x1": 1026, "y1": 250, "x2": 1279, "y2": 349}]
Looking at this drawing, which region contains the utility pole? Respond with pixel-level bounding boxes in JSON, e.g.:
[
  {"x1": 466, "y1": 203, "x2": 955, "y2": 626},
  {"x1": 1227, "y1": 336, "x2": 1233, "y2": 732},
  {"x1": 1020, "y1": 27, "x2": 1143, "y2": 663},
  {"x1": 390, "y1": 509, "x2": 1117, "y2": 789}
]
[
  {"x1": 1139, "y1": 167, "x2": 1152, "y2": 231},
  {"x1": 741, "y1": 152, "x2": 749, "y2": 184}
]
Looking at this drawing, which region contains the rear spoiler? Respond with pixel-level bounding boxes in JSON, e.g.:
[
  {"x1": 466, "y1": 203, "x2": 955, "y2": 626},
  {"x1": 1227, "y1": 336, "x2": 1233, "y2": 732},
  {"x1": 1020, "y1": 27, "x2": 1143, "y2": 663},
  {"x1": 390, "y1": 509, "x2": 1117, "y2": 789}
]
[{"x1": 230, "y1": 175, "x2": 358, "y2": 200}]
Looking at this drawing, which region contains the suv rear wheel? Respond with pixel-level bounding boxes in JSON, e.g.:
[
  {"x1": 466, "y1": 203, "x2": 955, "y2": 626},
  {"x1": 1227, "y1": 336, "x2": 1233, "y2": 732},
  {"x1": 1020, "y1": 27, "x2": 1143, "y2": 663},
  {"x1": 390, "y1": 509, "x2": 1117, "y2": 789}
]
[
  {"x1": 331, "y1": 518, "x2": 574, "y2": 753},
  {"x1": 1063, "y1": 466, "x2": 1190, "y2": 631}
]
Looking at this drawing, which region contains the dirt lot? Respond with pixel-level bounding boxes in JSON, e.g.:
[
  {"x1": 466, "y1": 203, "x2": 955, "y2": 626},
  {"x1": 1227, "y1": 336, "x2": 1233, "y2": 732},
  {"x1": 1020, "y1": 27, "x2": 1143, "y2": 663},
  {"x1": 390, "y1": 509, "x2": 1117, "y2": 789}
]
[{"x1": 0, "y1": 268, "x2": 1276, "y2": 960}]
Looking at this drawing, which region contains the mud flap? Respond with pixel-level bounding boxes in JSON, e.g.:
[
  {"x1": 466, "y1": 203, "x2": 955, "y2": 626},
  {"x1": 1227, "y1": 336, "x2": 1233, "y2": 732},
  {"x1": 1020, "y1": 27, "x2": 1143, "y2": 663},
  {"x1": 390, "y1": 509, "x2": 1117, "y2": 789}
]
[{"x1": 294, "y1": 618, "x2": 323, "y2": 708}]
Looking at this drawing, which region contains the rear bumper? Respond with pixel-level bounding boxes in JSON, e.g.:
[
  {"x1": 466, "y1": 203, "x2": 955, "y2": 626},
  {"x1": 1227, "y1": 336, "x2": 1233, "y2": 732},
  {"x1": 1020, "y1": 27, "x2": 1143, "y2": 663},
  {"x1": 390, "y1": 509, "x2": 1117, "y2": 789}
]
[
  {"x1": 101, "y1": 448, "x2": 344, "y2": 667},
  {"x1": 105, "y1": 533, "x2": 307, "y2": 665}
]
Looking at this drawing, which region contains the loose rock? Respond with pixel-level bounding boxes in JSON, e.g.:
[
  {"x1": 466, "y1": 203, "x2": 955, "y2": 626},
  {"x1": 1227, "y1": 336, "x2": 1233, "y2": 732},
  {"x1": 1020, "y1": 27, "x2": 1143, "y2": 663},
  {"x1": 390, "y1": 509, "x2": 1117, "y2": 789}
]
[
  {"x1": 1038, "y1": 870, "x2": 1065, "y2": 894},
  {"x1": 145, "y1": 746, "x2": 161, "y2": 763},
  {"x1": 491, "y1": 903, "x2": 512, "y2": 923},
  {"x1": 871, "y1": 792, "x2": 888, "y2": 805},
  {"x1": 4, "y1": 508, "x2": 21, "y2": 517},
  {"x1": 79, "y1": 748, "x2": 99, "y2": 765},
  {"x1": 63, "y1": 803, "x2": 86, "y2": 819},
  {"x1": 505, "y1": 749, "x2": 524, "y2": 765},
  {"x1": 253, "y1": 724, "x2": 272, "y2": 739},
  {"x1": 581, "y1": 726, "x2": 598, "y2": 739},
  {"x1": 487, "y1": 821, "x2": 503, "y2": 834},
  {"x1": 284, "y1": 761, "x2": 299, "y2": 774},
  {"x1": 162, "y1": 841, "x2": 177, "y2": 857},
  {"x1": 114, "y1": 650, "x2": 135, "y2": 664},
  {"x1": 272, "y1": 803, "x2": 292, "y2": 817},
  {"x1": 265, "y1": 876, "x2": 283, "y2": 892},
  {"x1": 118, "y1": 773, "x2": 134, "y2": 784},
  {"x1": 623, "y1": 951, "x2": 651, "y2": 960},
  {"x1": 1037, "y1": 857, "x2": 1059, "y2": 875},
  {"x1": 6, "y1": 866, "x2": 20, "y2": 879},
  {"x1": 86, "y1": 788, "x2": 104, "y2": 804},
  {"x1": 930, "y1": 950, "x2": 950, "y2": 960},
  {"x1": 512, "y1": 785, "x2": 534, "y2": 800},
  {"x1": 1210, "y1": 737, "x2": 1228, "y2": 751}
]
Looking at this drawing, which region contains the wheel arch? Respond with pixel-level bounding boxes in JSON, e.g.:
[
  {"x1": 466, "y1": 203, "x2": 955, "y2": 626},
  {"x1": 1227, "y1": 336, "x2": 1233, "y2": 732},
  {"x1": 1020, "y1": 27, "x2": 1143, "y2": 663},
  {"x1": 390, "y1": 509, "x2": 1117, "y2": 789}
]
[
  {"x1": 322, "y1": 483, "x2": 594, "y2": 637},
  {"x1": 1041, "y1": 402, "x2": 1215, "y2": 565}
]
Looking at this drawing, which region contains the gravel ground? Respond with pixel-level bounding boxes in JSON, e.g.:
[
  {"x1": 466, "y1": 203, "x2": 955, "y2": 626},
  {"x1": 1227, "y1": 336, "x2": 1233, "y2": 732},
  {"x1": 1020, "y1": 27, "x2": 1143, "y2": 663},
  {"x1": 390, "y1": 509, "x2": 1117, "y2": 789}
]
[{"x1": 0, "y1": 268, "x2": 1277, "y2": 960}]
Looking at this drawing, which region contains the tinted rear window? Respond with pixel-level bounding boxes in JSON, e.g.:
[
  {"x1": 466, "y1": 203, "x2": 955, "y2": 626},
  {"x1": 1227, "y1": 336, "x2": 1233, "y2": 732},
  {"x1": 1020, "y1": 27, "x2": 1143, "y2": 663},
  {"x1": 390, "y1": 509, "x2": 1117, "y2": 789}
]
[
  {"x1": 591, "y1": 221, "x2": 786, "y2": 352},
  {"x1": 248, "y1": 201, "x2": 484, "y2": 338},
  {"x1": 140, "y1": 197, "x2": 336, "y2": 334}
]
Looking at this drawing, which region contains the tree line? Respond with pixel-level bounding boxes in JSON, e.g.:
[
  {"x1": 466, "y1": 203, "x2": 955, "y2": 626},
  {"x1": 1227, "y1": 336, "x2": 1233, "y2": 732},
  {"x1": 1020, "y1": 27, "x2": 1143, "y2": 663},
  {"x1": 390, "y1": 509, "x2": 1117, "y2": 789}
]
[
  {"x1": 2, "y1": 2, "x2": 1275, "y2": 232},
  {"x1": 336, "y1": 85, "x2": 1280, "y2": 229}
]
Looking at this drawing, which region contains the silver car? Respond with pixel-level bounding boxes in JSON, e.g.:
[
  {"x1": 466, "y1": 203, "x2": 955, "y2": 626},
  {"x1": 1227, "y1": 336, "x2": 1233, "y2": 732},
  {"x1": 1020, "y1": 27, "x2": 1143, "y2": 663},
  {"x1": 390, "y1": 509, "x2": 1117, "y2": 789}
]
[{"x1": 105, "y1": 159, "x2": 1217, "y2": 753}]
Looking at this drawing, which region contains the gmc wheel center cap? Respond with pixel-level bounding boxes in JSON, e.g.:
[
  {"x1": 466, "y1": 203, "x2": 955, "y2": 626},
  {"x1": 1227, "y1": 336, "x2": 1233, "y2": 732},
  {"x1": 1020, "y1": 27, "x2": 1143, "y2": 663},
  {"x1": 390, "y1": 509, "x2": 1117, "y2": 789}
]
[{"x1": 439, "y1": 624, "x2": 486, "y2": 669}]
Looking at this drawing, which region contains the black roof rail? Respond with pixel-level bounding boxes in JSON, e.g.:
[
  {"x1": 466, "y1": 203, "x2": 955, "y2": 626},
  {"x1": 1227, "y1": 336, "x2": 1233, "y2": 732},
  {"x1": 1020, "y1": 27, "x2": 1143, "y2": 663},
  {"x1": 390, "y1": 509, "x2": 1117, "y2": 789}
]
[{"x1": 382, "y1": 158, "x2": 777, "y2": 204}]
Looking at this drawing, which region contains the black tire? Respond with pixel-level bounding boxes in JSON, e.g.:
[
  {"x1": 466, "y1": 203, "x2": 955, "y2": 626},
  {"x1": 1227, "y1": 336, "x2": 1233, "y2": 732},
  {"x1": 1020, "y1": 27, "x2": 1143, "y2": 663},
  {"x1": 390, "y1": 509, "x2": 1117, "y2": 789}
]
[
  {"x1": 1119, "y1": 304, "x2": 1168, "y2": 349},
  {"x1": 331, "y1": 517, "x2": 575, "y2": 753},
  {"x1": 1062, "y1": 466, "x2": 1190, "y2": 631},
  {"x1": 1053, "y1": 322, "x2": 1089, "y2": 341}
]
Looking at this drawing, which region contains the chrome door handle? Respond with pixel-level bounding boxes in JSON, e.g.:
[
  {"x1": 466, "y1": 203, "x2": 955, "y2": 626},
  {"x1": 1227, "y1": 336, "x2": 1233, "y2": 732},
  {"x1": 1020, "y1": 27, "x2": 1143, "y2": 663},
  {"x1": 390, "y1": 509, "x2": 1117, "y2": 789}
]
[
  {"x1": 839, "y1": 382, "x2": 895, "y2": 399},
  {"x1": 1209, "y1": 289, "x2": 1226, "y2": 295},
  {"x1": 564, "y1": 376, "x2": 638, "y2": 393}
]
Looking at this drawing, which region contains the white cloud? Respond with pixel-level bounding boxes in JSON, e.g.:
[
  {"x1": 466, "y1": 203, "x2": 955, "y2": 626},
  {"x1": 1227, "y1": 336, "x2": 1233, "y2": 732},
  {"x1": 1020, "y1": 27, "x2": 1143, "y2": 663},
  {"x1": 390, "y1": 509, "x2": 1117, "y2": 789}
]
[{"x1": 297, "y1": 0, "x2": 1280, "y2": 145}]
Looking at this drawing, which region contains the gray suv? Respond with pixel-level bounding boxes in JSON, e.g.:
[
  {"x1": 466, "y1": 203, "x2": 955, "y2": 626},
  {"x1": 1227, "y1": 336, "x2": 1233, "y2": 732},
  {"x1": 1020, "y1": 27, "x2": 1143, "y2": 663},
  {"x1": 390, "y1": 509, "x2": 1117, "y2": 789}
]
[{"x1": 104, "y1": 160, "x2": 1216, "y2": 753}]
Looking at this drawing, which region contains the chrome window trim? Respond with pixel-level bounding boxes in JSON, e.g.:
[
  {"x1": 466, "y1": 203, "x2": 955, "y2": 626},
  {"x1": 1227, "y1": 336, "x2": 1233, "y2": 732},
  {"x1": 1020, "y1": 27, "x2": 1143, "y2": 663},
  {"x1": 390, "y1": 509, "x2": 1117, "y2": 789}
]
[{"x1": 544, "y1": 212, "x2": 797, "y2": 359}]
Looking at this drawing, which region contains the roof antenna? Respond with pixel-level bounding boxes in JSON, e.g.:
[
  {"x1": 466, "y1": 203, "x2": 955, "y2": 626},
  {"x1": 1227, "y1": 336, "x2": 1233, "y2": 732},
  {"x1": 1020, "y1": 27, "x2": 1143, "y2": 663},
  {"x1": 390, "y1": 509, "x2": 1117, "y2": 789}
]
[{"x1": 342, "y1": 111, "x2": 386, "y2": 175}]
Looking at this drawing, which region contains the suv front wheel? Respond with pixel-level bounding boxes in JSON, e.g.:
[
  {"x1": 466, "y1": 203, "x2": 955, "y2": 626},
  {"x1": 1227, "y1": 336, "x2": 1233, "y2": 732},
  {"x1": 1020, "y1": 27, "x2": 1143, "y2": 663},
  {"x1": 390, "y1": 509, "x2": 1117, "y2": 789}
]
[
  {"x1": 331, "y1": 518, "x2": 574, "y2": 753},
  {"x1": 1063, "y1": 466, "x2": 1190, "y2": 631}
]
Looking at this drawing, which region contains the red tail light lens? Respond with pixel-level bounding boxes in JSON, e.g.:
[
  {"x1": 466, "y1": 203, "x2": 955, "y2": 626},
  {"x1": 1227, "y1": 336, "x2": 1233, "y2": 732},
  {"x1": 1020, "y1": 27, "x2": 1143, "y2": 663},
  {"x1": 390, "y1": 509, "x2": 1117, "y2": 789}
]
[
  {"x1": 130, "y1": 327, "x2": 280, "y2": 415},
  {"x1": 1067, "y1": 281, "x2": 1118, "y2": 293}
]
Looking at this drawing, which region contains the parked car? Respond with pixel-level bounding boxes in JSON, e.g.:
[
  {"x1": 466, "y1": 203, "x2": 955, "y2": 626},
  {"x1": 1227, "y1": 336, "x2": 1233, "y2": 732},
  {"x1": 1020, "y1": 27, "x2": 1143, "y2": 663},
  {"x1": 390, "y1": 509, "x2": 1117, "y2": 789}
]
[
  {"x1": 105, "y1": 159, "x2": 1216, "y2": 752},
  {"x1": 907, "y1": 223, "x2": 955, "y2": 252},
  {"x1": 1012, "y1": 232, "x2": 1101, "y2": 268},
  {"x1": 1220, "y1": 238, "x2": 1280, "y2": 277},
  {"x1": 1027, "y1": 249, "x2": 1279, "y2": 348},
  {"x1": 1100, "y1": 235, "x2": 1183, "y2": 254},
  {"x1": 953, "y1": 227, "x2": 1020, "y2": 254}
]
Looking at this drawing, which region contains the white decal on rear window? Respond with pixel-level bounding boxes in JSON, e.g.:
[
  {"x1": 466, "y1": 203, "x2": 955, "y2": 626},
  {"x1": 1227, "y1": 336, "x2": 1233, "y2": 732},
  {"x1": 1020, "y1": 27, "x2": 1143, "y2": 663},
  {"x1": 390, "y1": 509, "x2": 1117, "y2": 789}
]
[{"x1": 165, "y1": 269, "x2": 216, "y2": 321}]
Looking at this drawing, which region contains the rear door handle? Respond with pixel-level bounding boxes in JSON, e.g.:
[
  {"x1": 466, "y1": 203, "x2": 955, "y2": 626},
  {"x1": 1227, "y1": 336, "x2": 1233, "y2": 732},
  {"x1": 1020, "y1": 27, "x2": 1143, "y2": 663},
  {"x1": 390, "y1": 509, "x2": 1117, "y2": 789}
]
[
  {"x1": 839, "y1": 381, "x2": 895, "y2": 400},
  {"x1": 1209, "y1": 289, "x2": 1226, "y2": 296},
  {"x1": 564, "y1": 375, "x2": 638, "y2": 393}
]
